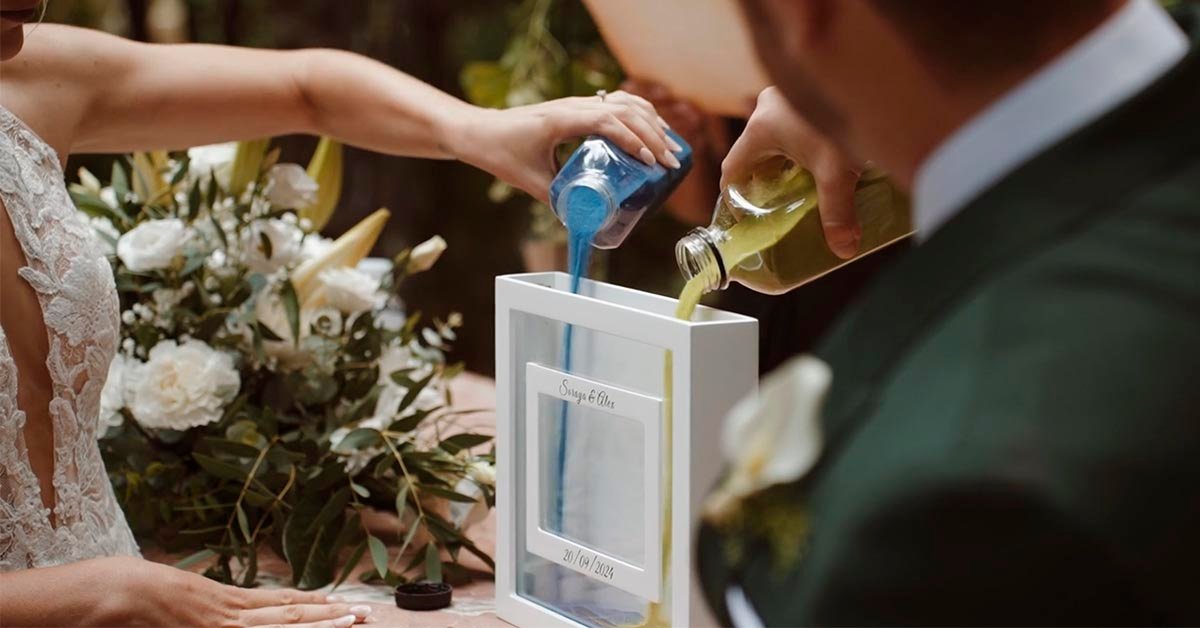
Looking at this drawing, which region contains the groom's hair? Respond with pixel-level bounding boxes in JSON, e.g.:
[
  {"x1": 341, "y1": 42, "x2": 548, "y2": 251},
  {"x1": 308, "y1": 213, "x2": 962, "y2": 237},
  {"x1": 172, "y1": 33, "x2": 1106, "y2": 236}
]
[{"x1": 868, "y1": 0, "x2": 1125, "y2": 81}]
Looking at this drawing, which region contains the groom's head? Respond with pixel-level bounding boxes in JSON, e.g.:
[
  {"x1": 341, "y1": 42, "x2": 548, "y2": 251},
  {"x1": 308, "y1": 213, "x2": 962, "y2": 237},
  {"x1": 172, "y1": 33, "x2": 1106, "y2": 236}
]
[{"x1": 737, "y1": 0, "x2": 1124, "y2": 185}]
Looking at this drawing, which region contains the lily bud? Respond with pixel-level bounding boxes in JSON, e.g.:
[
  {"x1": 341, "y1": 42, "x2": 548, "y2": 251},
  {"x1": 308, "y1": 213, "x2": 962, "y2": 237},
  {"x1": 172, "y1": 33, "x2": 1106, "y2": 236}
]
[
  {"x1": 298, "y1": 137, "x2": 344, "y2": 232},
  {"x1": 292, "y1": 208, "x2": 391, "y2": 303},
  {"x1": 406, "y1": 235, "x2": 447, "y2": 274},
  {"x1": 229, "y1": 138, "x2": 271, "y2": 197},
  {"x1": 131, "y1": 151, "x2": 170, "y2": 200}
]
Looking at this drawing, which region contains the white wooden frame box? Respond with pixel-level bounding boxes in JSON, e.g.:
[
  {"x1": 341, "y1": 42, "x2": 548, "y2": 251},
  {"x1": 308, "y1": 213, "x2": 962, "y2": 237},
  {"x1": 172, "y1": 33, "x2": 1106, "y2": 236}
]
[{"x1": 495, "y1": 272, "x2": 757, "y2": 627}]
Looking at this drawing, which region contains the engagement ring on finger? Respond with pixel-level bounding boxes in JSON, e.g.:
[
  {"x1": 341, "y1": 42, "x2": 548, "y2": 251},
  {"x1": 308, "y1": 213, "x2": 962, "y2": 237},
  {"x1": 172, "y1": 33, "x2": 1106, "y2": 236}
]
[{"x1": 596, "y1": 89, "x2": 608, "y2": 102}]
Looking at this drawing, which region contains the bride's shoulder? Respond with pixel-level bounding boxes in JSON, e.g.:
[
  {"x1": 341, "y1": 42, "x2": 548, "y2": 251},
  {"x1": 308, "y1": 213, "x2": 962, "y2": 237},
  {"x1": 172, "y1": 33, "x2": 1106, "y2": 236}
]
[{"x1": 0, "y1": 24, "x2": 124, "y2": 160}]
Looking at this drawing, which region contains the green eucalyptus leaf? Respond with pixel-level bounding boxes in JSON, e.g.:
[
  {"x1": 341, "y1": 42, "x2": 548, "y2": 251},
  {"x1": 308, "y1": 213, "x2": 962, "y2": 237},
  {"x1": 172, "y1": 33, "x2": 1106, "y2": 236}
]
[
  {"x1": 416, "y1": 484, "x2": 478, "y2": 504},
  {"x1": 111, "y1": 162, "x2": 130, "y2": 204},
  {"x1": 202, "y1": 437, "x2": 260, "y2": 459},
  {"x1": 308, "y1": 487, "x2": 351, "y2": 535},
  {"x1": 398, "y1": 372, "x2": 436, "y2": 414},
  {"x1": 173, "y1": 548, "x2": 216, "y2": 570},
  {"x1": 367, "y1": 534, "x2": 389, "y2": 578},
  {"x1": 171, "y1": 155, "x2": 191, "y2": 186},
  {"x1": 192, "y1": 453, "x2": 248, "y2": 482},
  {"x1": 424, "y1": 543, "x2": 442, "y2": 583},
  {"x1": 280, "y1": 280, "x2": 301, "y2": 347},
  {"x1": 333, "y1": 540, "x2": 367, "y2": 590},
  {"x1": 395, "y1": 516, "x2": 422, "y2": 563},
  {"x1": 335, "y1": 428, "x2": 381, "y2": 452},
  {"x1": 257, "y1": 321, "x2": 284, "y2": 342},
  {"x1": 438, "y1": 433, "x2": 492, "y2": 455},
  {"x1": 389, "y1": 409, "x2": 433, "y2": 434},
  {"x1": 236, "y1": 503, "x2": 252, "y2": 542},
  {"x1": 394, "y1": 482, "x2": 410, "y2": 525}
]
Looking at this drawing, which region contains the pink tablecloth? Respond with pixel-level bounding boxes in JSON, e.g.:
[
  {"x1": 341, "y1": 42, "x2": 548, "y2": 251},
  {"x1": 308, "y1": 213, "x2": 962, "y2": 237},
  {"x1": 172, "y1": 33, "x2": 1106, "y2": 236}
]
[{"x1": 148, "y1": 372, "x2": 509, "y2": 627}]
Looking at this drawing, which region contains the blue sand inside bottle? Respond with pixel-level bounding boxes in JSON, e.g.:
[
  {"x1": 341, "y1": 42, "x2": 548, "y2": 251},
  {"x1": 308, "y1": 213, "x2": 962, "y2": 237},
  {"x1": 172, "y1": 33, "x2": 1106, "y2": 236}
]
[{"x1": 552, "y1": 186, "x2": 609, "y2": 532}]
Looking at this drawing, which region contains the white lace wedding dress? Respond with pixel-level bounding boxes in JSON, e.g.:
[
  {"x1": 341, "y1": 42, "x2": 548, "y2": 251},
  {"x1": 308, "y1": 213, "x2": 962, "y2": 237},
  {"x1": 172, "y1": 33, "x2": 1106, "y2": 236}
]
[{"x1": 0, "y1": 104, "x2": 140, "y2": 571}]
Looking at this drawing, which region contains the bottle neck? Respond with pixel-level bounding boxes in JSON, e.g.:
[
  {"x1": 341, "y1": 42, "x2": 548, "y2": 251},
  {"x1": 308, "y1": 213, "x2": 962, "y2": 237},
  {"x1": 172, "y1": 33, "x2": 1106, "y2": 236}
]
[
  {"x1": 554, "y1": 174, "x2": 617, "y2": 235},
  {"x1": 675, "y1": 227, "x2": 728, "y2": 294}
]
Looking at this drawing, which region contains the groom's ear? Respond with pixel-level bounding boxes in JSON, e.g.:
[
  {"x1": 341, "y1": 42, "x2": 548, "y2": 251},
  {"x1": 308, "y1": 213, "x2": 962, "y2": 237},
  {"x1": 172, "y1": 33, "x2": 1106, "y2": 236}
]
[
  {"x1": 740, "y1": 0, "x2": 837, "y2": 48},
  {"x1": 738, "y1": 0, "x2": 841, "y2": 76}
]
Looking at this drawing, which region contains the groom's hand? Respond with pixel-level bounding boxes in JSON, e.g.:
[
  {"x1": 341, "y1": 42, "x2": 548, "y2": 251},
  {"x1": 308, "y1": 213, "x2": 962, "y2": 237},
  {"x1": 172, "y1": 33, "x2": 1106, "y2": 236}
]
[{"x1": 723, "y1": 87, "x2": 864, "y2": 259}]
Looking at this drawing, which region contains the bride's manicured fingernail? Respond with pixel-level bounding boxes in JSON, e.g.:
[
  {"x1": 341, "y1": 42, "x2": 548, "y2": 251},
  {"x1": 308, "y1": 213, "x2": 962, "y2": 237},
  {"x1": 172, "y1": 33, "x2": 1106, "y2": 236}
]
[
  {"x1": 638, "y1": 147, "x2": 656, "y2": 166},
  {"x1": 350, "y1": 605, "x2": 372, "y2": 617},
  {"x1": 333, "y1": 614, "x2": 357, "y2": 627},
  {"x1": 666, "y1": 135, "x2": 683, "y2": 153},
  {"x1": 326, "y1": 595, "x2": 346, "y2": 603},
  {"x1": 658, "y1": 115, "x2": 672, "y2": 129},
  {"x1": 662, "y1": 150, "x2": 682, "y2": 169}
]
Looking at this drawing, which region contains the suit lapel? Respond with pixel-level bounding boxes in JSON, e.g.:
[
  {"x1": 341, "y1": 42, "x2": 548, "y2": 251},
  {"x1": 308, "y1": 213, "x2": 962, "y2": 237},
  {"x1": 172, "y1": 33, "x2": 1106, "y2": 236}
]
[{"x1": 815, "y1": 4, "x2": 1200, "y2": 448}]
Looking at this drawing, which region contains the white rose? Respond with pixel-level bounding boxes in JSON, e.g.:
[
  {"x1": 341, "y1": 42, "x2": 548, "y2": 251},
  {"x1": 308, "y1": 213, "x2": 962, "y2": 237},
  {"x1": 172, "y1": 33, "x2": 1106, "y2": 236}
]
[
  {"x1": 240, "y1": 218, "x2": 303, "y2": 274},
  {"x1": 300, "y1": 234, "x2": 334, "y2": 262},
  {"x1": 467, "y1": 460, "x2": 495, "y2": 487},
  {"x1": 90, "y1": 217, "x2": 120, "y2": 256},
  {"x1": 704, "y1": 355, "x2": 829, "y2": 520},
  {"x1": 126, "y1": 339, "x2": 240, "y2": 431},
  {"x1": 406, "y1": 235, "x2": 447, "y2": 274},
  {"x1": 356, "y1": 257, "x2": 393, "y2": 283},
  {"x1": 318, "y1": 267, "x2": 384, "y2": 314},
  {"x1": 265, "y1": 164, "x2": 319, "y2": 209},
  {"x1": 98, "y1": 354, "x2": 128, "y2": 430},
  {"x1": 117, "y1": 218, "x2": 190, "y2": 272},
  {"x1": 187, "y1": 142, "x2": 237, "y2": 188}
]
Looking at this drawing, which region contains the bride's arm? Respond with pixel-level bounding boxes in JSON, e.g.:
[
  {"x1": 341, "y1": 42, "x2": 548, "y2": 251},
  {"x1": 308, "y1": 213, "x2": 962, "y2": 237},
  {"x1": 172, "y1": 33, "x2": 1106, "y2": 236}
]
[
  {"x1": 0, "y1": 556, "x2": 368, "y2": 627},
  {"x1": 5, "y1": 24, "x2": 676, "y2": 202}
]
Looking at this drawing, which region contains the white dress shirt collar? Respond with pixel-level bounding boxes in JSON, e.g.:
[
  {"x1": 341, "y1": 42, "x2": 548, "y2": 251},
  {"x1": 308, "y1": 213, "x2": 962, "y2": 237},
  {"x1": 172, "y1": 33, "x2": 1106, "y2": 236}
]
[{"x1": 912, "y1": 0, "x2": 1188, "y2": 242}]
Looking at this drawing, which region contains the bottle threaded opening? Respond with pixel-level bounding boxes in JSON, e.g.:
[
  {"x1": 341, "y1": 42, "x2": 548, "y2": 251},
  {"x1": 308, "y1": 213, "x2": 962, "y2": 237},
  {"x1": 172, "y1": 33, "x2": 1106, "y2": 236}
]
[
  {"x1": 675, "y1": 227, "x2": 727, "y2": 293},
  {"x1": 554, "y1": 175, "x2": 617, "y2": 235}
]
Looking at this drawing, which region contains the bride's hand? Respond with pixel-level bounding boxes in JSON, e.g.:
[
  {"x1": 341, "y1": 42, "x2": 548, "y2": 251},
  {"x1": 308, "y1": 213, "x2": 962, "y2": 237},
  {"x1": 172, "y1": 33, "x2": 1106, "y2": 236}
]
[
  {"x1": 450, "y1": 91, "x2": 682, "y2": 204},
  {"x1": 118, "y1": 557, "x2": 371, "y2": 627}
]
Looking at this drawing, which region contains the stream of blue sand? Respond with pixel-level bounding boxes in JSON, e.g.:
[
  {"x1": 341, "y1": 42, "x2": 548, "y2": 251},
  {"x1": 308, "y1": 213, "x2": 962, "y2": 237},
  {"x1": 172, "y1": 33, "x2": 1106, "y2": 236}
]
[{"x1": 551, "y1": 189, "x2": 608, "y2": 532}]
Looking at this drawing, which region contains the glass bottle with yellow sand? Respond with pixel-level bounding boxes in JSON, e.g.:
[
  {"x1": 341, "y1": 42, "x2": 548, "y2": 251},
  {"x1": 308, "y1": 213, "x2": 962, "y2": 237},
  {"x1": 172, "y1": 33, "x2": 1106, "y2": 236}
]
[{"x1": 674, "y1": 158, "x2": 912, "y2": 318}]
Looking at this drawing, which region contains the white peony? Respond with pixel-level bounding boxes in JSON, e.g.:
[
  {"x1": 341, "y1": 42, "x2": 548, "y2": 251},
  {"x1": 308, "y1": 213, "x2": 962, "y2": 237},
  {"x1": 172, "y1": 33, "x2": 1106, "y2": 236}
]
[
  {"x1": 98, "y1": 354, "x2": 128, "y2": 430},
  {"x1": 117, "y1": 218, "x2": 191, "y2": 272},
  {"x1": 240, "y1": 218, "x2": 303, "y2": 274},
  {"x1": 187, "y1": 142, "x2": 237, "y2": 188},
  {"x1": 406, "y1": 235, "x2": 447, "y2": 274},
  {"x1": 126, "y1": 339, "x2": 240, "y2": 431},
  {"x1": 318, "y1": 267, "x2": 384, "y2": 314},
  {"x1": 265, "y1": 163, "x2": 319, "y2": 209}
]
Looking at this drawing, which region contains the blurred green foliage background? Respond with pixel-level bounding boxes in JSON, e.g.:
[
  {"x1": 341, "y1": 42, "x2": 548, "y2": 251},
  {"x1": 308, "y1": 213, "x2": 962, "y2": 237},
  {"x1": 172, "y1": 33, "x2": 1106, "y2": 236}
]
[{"x1": 47, "y1": 0, "x2": 693, "y2": 376}]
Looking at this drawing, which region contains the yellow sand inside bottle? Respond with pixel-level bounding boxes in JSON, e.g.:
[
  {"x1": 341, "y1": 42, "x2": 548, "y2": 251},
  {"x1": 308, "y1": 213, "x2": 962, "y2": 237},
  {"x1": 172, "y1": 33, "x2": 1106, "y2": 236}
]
[{"x1": 722, "y1": 167, "x2": 910, "y2": 294}]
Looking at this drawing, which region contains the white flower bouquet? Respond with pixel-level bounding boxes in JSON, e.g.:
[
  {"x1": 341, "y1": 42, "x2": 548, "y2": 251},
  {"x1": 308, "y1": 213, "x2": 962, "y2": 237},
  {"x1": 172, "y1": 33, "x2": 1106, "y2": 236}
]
[{"x1": 72, "y1": 139, "x2": 494, "y2": 589}]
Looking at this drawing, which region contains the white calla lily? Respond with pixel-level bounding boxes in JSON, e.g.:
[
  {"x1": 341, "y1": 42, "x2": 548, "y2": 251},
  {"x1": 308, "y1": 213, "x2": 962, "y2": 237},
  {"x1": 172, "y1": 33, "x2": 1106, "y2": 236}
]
[{"x1": 705, "y1": 355, "x2": 830, "y2": 520}]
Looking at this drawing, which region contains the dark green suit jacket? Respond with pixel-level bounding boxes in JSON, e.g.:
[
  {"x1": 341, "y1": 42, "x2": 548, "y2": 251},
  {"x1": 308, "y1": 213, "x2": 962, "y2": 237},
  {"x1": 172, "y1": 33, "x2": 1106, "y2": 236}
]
[{"x1": 698, "y1": 6, "x2": 1200, "y2": 626}]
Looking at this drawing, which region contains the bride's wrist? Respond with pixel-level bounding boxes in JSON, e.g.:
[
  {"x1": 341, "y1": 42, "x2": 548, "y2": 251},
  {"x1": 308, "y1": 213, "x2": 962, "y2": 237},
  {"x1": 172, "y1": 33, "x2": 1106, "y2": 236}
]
[{"x1": 440, "y1": 104, "x2": 497, "y2": 169}]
